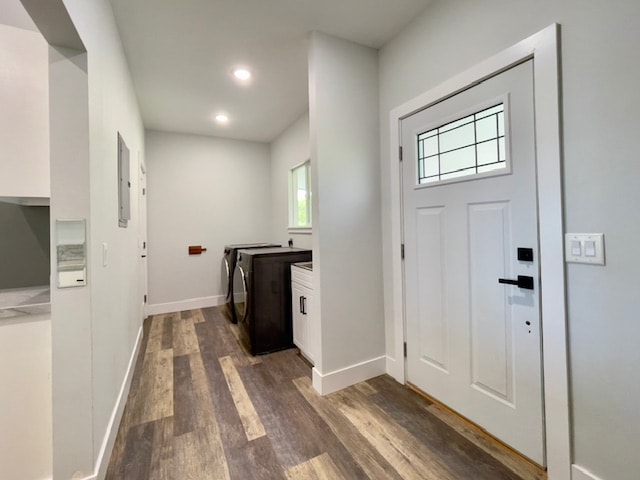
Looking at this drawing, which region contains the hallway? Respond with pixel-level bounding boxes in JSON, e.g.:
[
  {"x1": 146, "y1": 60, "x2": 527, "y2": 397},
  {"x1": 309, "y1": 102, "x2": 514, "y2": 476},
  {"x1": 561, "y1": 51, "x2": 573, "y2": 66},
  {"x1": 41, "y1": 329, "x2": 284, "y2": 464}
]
[{"x1": 105, "y1": 307, "x2": 544, "y2": 479}]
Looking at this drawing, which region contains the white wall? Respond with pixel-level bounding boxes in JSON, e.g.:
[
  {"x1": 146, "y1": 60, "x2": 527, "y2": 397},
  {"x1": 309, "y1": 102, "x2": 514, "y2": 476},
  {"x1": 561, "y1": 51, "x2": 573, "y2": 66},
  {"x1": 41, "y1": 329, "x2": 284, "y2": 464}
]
[
  {"x1": 270, "y1": 112, "x2": 312, "y2": 249},
  {"x1": 28, "y1": 0, "x2": 146, "y2": 477},
  {"x1": 82, "y1": 0, "x2": 146, "y2": 470},
  {"x1": 0, "y1": 23, "x2": 49, "y2": 199},
  {"x1": 48, "y1": 43, "x2": 94, "y2": 479},
  {"x1": 379, "y1": 1, "x2": 640, "y2": 479},
  {"x1": 309, "y1": 32, "x2": 385, "y2": 390},
  {"x1": 146, "y1": 130, "x2": 272, "y2": 311}
]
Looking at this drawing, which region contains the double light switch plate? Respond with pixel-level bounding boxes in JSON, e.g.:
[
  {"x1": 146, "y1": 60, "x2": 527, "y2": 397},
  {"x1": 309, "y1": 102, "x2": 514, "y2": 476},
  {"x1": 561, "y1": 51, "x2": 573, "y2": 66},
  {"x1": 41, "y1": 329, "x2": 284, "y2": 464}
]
[{"x1": 565, "y1": 233, "x2": 605, "y2": 265}]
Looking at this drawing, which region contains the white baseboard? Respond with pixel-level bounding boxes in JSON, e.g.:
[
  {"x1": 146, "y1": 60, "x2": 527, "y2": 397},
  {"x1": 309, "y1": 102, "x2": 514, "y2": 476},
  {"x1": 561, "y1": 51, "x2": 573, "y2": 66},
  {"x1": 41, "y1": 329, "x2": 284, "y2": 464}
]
[
  {"x1": 77, "y1": 325, "x2": 143, "y2": 480},
  {"x1": 312, "y1": 355, "x2": 386, "y2": 395},
  {"x1": 145, "y1": 295, "x2": 224, "y2": 316},
  {"x1": 572, "y1": 464, "x2": 605, "y2": 480}
]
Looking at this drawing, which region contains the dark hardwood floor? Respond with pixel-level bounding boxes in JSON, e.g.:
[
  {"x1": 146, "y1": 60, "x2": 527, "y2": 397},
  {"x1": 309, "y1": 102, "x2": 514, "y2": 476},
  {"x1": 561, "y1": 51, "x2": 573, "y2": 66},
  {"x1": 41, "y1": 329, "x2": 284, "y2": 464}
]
[{"x1": 105, "y1": 307, "x2": 546, "y2": 479}]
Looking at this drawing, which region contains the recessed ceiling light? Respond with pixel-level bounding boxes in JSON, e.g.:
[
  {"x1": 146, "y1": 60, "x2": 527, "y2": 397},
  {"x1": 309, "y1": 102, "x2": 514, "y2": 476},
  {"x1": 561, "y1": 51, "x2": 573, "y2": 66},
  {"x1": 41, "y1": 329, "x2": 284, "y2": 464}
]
[
  {"x1": 233, "y1": 68, "x2": 251, "y2": 81},
  {"x1": 215, "y1": 114, "x2": 229, "y2": 123}
]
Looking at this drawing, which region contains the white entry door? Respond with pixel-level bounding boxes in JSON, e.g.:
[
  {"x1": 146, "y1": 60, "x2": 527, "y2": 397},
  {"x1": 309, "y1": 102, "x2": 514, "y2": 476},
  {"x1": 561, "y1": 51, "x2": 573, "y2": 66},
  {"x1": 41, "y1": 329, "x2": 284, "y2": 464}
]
[
  {"x1": 139, "y1": 158, "x2": 148, "y2": 317},
  {"x1": 402, "y1": 60, "x2": 545, "y2": 465}
]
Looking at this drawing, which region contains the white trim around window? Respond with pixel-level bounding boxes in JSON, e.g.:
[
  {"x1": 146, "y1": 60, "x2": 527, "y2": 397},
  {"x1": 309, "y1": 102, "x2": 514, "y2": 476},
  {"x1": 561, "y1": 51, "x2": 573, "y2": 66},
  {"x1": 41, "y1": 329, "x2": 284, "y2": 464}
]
[{"x1": 288, "y1": 159, "x2": 312, "y2": 230}]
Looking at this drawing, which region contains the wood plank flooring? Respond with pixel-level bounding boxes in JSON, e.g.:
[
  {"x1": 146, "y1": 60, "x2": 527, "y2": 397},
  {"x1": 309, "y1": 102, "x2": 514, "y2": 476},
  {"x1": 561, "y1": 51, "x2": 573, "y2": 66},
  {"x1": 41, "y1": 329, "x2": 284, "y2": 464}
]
[{"x1": 106, "y1": 307, "x2": 546, "y2": 480}]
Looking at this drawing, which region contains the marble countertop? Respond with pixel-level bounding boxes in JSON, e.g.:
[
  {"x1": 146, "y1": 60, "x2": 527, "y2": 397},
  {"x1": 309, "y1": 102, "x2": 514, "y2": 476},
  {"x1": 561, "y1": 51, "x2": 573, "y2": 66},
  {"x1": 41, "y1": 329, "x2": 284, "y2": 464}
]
[
  {"x1": 0, "y1": 286, "x2": 51, "y2": 319},
  {"x1": 292, "y1": 262, "x2": 313, "y2": 271}
]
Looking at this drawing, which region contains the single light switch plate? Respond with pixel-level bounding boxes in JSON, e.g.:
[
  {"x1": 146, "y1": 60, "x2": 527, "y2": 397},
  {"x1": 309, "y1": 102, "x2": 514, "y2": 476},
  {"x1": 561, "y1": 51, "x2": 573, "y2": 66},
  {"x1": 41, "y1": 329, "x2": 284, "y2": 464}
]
[{"x1": 565, "y1": 233, "x2": 605, "y2": 265}]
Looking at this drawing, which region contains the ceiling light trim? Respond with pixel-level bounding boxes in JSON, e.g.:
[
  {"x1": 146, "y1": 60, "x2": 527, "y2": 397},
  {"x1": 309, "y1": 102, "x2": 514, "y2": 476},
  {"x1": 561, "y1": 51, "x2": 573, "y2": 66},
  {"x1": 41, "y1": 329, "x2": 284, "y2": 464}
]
[{"x1": 233, "y1": 68, "x2": 252, "y2": 81}]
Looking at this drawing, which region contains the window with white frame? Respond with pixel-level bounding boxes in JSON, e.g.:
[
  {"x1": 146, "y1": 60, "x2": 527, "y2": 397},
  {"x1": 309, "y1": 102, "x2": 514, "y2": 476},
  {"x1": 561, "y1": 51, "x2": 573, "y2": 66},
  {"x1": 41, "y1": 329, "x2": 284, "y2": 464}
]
[
  {"x1": 417, "y1": 102, "x2": 507, "y2": 184},
  {"x1": 289, "y1": 160, "x2": 312, "y2": 230}
]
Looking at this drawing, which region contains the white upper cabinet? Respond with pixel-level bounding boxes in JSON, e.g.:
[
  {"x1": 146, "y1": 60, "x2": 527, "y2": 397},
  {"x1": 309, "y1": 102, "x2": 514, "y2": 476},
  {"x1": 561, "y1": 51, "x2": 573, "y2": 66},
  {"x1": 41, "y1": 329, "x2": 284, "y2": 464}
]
[{"x1": 0, "y1": 24, "x2": 49, "y2": 201}]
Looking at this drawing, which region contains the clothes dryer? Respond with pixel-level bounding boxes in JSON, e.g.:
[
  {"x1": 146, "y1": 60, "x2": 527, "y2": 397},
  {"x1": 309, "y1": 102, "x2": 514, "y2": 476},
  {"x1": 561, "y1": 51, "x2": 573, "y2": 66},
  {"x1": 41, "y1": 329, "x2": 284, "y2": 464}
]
[
  {"x1": 234, "y1": 247, "x2": 312, "y2": 355},
  {"x1": 223, "y1": 243, "x2": 280, "y2": 323}
]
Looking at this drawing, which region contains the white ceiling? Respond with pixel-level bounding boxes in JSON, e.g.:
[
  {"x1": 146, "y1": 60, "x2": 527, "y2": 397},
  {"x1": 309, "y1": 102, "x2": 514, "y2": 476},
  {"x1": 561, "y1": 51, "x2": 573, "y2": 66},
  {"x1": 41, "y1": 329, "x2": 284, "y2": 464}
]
[
  {"x1": 2, "y1": 0, "x2": 431, "y2": 143},
  {"x1": 0, "y1": 0, "x2": 37, "y2": 31},
  {"x1": 108, "y1": 0, "x2": 431, "y2": 143}
]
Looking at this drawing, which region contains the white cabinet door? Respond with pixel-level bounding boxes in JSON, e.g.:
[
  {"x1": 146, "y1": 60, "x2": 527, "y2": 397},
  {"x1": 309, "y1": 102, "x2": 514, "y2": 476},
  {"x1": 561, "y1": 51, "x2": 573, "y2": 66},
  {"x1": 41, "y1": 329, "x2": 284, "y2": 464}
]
[
  {"x1": 0, "y1": 26, "x2": 49, "y2": 199},
  {"x1": 291, "y1": 267, "x2": 315, "y2": 363},
  {"x1": 303, "y1": 289, "x2": 315, "y2": 362},
  {"x1": 292, "y1": 282, "x2": 307, "y2": 351}
]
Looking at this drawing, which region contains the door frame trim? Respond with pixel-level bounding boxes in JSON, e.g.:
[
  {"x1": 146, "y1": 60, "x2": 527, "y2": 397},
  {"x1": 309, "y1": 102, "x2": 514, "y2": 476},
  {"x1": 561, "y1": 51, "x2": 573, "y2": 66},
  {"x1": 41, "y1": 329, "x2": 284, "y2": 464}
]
[{"x1": 387, "y1": 24, "x2": 570, "y2": 479}]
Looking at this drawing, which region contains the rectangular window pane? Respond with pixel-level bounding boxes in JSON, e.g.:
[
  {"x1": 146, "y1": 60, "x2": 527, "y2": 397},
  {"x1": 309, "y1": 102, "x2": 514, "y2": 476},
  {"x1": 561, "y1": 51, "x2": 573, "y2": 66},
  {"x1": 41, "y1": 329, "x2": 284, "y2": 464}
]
[
  {"x1": 475, "y1": 115, "x2": 497, "y2": 143},
  {"x1": 290, "y1": 160, "x2": 311, "y2": 228},
  {"x1": 439, "y1": 114, "x2": 473, "y2": 133},
  {"x1": 440, "y1": 145, "x2": 475, "y2": 174},
  {"x1": 420, "y1": 176, "x2": 439, "y2": 184},
  {"x1": 441, "y1": 170, "x2": 471, "y2": 181},
  {"x1": 424, "y1": 155, "x2": 440, "y2": 178},
  {"x1": 416, "y1": 102, "x2": 506, "y2": 184},
  {"x1": 419, "y1": 128, "x2": 438, "y2": 139},
  {"x1": 423, "y1": 135, "x2": 439, "y2": 158},
  {"x1": 477, "y1": 139, "x2": 498, "y2": 166},
  {"x1": 478, "y1": 163, "x2": 504, "y2": 173},
  {"x1": 476, "y1": 104, "x2": 503, "y2": 120},
  {"x1": 439, "y1": 123, "x2": 474, "y2": 153}
]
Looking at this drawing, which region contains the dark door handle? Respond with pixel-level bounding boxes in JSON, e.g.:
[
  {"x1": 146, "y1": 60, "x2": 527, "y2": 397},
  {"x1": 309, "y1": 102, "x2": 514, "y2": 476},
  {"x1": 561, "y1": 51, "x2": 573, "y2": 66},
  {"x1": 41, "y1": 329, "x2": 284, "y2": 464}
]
[
  {"x1": 301, "y1": 296, "x2": 307, "y2": 315},
  {"x1": 300, "y1": 296, "x2": 307, "y2": 315},
  {"x1": 498, "y1": 275, "x2": 534, "y2": 290}
]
